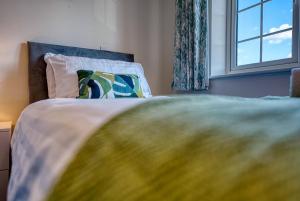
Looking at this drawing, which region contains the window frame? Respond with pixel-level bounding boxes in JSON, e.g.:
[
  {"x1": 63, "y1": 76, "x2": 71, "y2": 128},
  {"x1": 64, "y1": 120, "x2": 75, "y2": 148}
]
[{"x1": 226, "y1": 0, "x2": 300, "y2": 74}]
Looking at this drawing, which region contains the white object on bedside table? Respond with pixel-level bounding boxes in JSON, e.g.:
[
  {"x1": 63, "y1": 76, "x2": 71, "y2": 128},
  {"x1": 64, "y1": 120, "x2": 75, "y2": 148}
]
[{"x1": 0, "y1": 122, "x2": 11, "y2": 201}]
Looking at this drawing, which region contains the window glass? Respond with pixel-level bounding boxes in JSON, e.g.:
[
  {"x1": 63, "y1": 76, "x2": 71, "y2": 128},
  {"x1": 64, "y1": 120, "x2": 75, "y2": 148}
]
[
  {"x1": 263, "y1": 0, "x2": 293, "y2": 34},
  {"x1": 263, "y1": 30, "x2": 292, "y2": 62},
  {"x1": 238, "y1": 39, "x2": 260, "y2": 66},
  {"x1": 238, "y1": 0, "x2": 260, "y2": 11},
  {"x1": 238, "y1": 5, "x2": 261, "y2": 41},
  {"x1": 234, "y1": 0, "x2": 296, "y2": 68}
]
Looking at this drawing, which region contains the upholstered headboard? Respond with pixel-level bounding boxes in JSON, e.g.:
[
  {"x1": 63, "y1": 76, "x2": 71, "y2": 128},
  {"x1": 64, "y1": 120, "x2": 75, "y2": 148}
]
[{"x1": 28, "y1": 42, "x2": 134, "y2": 103}]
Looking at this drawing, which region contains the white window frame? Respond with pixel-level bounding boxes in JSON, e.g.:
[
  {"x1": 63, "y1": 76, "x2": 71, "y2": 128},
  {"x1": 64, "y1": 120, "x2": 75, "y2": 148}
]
[{"x1": 226, "y1": 0, "x2": 300, "y2": 75}]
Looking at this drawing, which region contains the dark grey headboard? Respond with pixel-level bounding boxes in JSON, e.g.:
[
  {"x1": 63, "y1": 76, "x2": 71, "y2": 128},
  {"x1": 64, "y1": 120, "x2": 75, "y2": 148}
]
[{"x1": 28, "y1": 41, "x2": 134, "y2": 103}]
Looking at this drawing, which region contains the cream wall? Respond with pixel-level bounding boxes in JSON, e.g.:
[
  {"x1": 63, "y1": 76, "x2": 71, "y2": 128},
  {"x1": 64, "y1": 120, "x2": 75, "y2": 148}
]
[{"x1": 0, "y1": 0, "x2": 175, "y2": 123}]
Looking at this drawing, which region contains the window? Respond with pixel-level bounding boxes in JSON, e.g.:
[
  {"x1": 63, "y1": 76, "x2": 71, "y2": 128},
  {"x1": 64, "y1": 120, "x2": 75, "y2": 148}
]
[{"x1": 227, "y1": 0, "x2": 300, "y2": 73}]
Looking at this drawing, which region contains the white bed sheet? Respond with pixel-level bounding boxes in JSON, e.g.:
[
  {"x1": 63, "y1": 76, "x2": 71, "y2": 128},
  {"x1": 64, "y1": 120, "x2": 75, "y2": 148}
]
[{"x1": 8, "y1": 98, "x2": 161, "y2": 201}]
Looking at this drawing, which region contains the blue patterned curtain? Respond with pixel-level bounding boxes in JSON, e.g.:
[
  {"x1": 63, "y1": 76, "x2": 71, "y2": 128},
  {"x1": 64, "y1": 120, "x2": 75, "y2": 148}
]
[{"x1": 173, "y1": 0, "x2": 209, "y2": 91}]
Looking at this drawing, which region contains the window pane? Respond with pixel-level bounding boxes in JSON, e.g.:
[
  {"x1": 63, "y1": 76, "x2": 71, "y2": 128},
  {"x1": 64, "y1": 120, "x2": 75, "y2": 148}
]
[
  {"x1": 263, "y1": 0, "x2": 293, "y2": 34},
  {"x1": 262, "y1": 30, "x2": 292, "y2": 62},
  {"x1": 237, "y1": 39, "x2": 260, "y2": 66},
  {"x1": 238, "y1": 0, "x2": 260, "y2": 11},
  {"x1": 238, "y1": 5, "x2": 260, "y2": 41}
]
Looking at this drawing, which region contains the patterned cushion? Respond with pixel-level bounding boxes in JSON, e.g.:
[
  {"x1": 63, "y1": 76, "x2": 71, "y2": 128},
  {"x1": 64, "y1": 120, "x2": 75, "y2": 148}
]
[{"x1": 77, "y1": 70, "x2": 144, "y2": 99}]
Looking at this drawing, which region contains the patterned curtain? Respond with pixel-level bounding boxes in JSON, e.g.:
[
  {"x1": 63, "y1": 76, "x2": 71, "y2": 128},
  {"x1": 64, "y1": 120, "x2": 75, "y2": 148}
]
[{"x1": 173, "y1": 0, "x2": 209, "y2": 91}]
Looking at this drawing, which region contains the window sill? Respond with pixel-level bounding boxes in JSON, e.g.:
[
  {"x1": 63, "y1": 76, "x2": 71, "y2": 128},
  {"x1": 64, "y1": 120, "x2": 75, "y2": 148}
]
[{"x1": 209, "y1": 66, "x2": 295, "y2": 80}]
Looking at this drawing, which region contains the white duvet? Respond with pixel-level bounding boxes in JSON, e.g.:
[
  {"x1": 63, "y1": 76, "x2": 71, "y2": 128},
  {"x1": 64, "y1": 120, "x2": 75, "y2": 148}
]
[{"x1": 8, "y1": 98, "x2": 161, "y2": 201}]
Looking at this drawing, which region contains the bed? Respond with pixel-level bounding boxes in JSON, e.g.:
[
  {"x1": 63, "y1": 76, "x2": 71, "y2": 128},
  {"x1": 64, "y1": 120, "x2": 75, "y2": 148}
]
[{"x1": 8, "y1": 42, "x2": 300, "y2": 201}]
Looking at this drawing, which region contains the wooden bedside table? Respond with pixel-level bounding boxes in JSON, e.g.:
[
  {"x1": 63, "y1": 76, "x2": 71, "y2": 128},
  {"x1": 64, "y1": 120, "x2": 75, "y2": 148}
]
[{"x1": 0, "y1": 122, "x2": 12, "y2": 201}]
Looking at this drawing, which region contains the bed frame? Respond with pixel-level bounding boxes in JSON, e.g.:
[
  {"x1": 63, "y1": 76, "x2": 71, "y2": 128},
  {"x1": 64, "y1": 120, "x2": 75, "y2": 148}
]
[{"x1": 28, "y1": 41, "x2": 134, "y2": 103}]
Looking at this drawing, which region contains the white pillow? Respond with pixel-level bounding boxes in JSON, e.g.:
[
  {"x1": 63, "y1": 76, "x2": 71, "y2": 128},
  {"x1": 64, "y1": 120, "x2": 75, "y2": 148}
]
[
  {"x1": 46, "y1": 63, "x2": 56, "y2": 98},
  {"x1": 45, "y1": 55, "x2": 67, "y2": 98},
  {"x1": 44, "y1": 53, "x2": 152, "y2": 98}
]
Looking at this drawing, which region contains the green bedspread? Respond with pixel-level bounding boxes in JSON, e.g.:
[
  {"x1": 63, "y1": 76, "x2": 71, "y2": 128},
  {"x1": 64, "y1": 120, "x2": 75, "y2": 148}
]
[{"x1": 47, "y1": 95, "x2": 300, "y2": 201}]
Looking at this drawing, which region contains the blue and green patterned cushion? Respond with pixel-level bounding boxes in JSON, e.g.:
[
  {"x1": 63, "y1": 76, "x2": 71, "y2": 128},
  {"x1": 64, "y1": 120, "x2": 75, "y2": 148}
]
[{"x1": 77, "y1": 70, "x2": 144, "y2": 99}]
